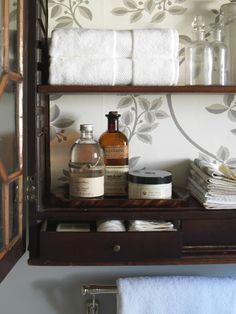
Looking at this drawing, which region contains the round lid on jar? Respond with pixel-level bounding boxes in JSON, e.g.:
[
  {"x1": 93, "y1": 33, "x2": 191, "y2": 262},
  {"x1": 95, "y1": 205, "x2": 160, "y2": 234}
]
[{"x1": 128, "y1": 169, "x2": 172, "y2": 185}]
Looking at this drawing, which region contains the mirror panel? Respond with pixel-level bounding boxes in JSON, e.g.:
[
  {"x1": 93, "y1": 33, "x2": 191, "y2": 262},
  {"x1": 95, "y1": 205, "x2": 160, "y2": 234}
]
[
  {"x1": 9, "y1": 0, "x2": 18, "y2": 72},
  {"x1": 0, "y1": 81, "x2": 18, "y2": 174}
]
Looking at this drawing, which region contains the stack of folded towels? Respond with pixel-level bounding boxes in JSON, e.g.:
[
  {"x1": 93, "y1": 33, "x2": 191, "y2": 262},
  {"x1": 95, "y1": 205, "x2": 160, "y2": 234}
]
[
  {"x1": 188, "y1": 158, "x2": 236, "y2": 209},
  {"x1": 49, "y1": 28, "x2": 179, "y2": 86}
]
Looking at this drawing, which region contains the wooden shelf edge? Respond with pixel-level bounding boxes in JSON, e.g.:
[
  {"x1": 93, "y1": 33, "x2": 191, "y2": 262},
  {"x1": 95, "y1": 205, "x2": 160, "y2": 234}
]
[
  {"x1": 37, "y1": 209, "x2": 236, "y2": 222},
  {"x1": 37, "y1": 85, "x2": 236, "y2": 94},
  {"x1": 28, "y1": 254, "x2": 236, "y2": 266}
]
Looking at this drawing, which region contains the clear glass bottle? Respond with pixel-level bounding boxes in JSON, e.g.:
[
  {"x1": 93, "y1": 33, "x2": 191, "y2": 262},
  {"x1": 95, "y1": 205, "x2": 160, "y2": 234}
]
[
  {"x1": 220, "y1": 3, "x2": 236, "y2": 85},
  {"x1": 186, "y1": 16, "x2": 213, "y2": 85},
  {"x1": 69, "y1": 124, "x2": 104, "y2": 199},
  {"x1": 211, "y1": 24, "x2": 228, "y2": 85},
  {"x1": 99, "y1": 111, "x2": 128, "y2": 197}
]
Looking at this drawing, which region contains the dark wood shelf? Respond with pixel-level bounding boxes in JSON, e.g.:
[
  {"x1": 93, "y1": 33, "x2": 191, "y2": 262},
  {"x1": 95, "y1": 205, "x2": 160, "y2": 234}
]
[
  {"x1": 38, "y1": 195, "x2": 236, "y2": 221},
  {"x1": 37, "y1": 84, "x2": 236, "y2": 94},
  {"x1": 38, "y1": 206, "x2": 236, "y2": 221},
  {"x1": 28, "y1": 248, "x2": 236, "y2": 266}
]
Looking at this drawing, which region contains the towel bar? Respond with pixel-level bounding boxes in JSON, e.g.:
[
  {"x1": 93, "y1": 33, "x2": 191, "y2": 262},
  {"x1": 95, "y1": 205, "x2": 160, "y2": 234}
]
[
  {"x1": 82, "y1": 285, "x2": 117, "y2": 314},
  {"x1": 82, "y1": 284, "x2": 117, "y2": 295}
]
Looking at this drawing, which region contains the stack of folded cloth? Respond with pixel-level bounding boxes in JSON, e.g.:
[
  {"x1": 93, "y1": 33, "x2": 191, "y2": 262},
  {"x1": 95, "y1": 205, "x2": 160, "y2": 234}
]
[
  {"x1": 128, "y1": 220, "x2": 176, "y2": 232},
  {"x1": 132, "y1": 29, "x2": 179, "y2": 86},
  {"x1": 49, "y1": 28, "x2": 179, "y2": 86},
  {"x1": 96, "y1": 220, "x2": 126, "y2": 232},
  {"x1": 188, "y1": 158, "x2": 236, "y2": 209}
]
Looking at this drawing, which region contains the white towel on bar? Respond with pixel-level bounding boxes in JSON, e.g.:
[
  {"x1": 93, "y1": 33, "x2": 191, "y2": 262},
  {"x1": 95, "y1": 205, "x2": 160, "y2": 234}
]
[
  {"x1": 133, "y1": 29, "x2": 179, "y2": 59},
  {"x1": 49, "y1": 57, "x2": 132, "y2": 85},
  {"x1": 133, "y1": 58, "x2": 179, "y2": 86},
  {"x1": 117, "y1": 276, "x2": 236, "y2": 314},
  {"x1": 50, "y1": 28, "x2": 133, "y2": 58}
]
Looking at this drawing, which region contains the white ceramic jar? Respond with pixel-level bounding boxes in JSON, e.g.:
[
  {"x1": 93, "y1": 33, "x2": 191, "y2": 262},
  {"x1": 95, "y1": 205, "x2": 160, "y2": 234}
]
[{"x1": 128, "y1": 169, "x2": 172, "y2": 200}]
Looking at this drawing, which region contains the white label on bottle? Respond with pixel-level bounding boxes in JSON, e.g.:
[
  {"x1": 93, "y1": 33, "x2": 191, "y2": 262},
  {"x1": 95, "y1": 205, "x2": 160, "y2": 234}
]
[
  {"x1": 128, "y1": 182, "x2": 172, "y2": 199},
  {"x1": 69, "y1": 175, "x2": 104, "y2": 198},
  {"x1": 104, "y1": 166, "x2": 129, "y2": 196}
]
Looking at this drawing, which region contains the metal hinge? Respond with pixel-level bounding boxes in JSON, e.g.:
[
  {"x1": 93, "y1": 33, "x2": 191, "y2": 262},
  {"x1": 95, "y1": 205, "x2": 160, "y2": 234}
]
[{"x1": 26, "y1": 176, "x2": 36, "y2": 201}]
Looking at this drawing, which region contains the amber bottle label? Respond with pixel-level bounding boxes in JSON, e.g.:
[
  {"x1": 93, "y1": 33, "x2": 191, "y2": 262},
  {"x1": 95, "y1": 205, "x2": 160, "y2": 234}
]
[
  {"x1": 104, "y1": 146, "x2": 128, "y2": 159},
  {"x1": 104, "y1": 166, "x2": 129, "y2": 196}
]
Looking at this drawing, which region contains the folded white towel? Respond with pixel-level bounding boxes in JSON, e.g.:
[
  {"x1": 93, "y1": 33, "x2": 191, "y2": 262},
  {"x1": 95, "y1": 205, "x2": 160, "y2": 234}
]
[
  {"x1": 50, "y1": 28, "x2": 133, "y2": 58},
  {"x1": 117, "y1": 276, "x2": 236, "y2": 314},
  {"x1": 49, "y1": 57, "x2": 132, "y2": 85},
  {"x1": 133, "y1": 29, "x2": 179, "y2": 59},
  {"x1": 133, "y1": 58, "x2": 179, "y2": 86}
]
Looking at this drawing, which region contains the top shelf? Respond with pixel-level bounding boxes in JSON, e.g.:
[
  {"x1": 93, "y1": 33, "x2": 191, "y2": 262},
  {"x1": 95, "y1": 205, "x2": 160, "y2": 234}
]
[{"x1": 38, "y1": 85, "x2": 236, "y2": 94}]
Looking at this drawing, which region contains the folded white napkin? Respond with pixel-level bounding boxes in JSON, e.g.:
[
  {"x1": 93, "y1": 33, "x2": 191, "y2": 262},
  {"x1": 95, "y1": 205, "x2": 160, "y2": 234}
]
[
  {"x1": 133, "y1": 58, "x2": 179, "y2": 86},
  {"x1": 49, "y1": 57, "x2": 132, "y2": 85},
  {"x1": 189, "y1": 178, "x2": 236, "y2": 203},
  {"x1": 50, "y1": 28, "x2": 133, "y2": 58},
  {"x1": 190, "y1": 169, "x2": 236, "y2": 194},
  {"x1": 117, "y1": 276, "x2": 236, "y2": 314},
  {"x1": 133, "y1": 29, "x2": 179, "y2": 59},
  {"x1": 189, "y1": 182, "x2": 236, "y2": 209},
  {"x1": 190, "y1": 161, "x2": 236, "y2": 186},
  {"x1": 128, "y1": 220, "x2": 175, "y2": 232}
]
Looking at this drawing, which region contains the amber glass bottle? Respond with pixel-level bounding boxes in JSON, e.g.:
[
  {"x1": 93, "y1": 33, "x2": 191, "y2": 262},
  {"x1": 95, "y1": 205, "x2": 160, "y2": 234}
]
[{"x1": 99, "y1": 111, "x2": 128, "y2": 197}]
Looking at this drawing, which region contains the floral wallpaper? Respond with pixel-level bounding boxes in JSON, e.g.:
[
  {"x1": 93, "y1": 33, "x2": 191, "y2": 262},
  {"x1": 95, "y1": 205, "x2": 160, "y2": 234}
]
[
  {"x1": 48, "y1": 0, "x2": 236, "y2": 193},
  {"x1": 111, "y1": 0, "x2": 187, "y2": 24}
]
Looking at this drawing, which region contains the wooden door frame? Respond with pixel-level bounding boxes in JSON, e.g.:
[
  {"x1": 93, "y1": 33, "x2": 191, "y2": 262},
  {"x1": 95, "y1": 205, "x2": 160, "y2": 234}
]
[{"x1": 0, "y1": 0, "x2": 25, "y2": 282}]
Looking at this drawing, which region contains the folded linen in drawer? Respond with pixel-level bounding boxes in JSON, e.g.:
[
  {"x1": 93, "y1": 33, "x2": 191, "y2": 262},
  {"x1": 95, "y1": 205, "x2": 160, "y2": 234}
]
[
  {"x1": 49, "y1": 57, "x2": 132, "y2": 85},
  {"x1": 50, "y1": 28, "x2": 133, "y2": 58}
]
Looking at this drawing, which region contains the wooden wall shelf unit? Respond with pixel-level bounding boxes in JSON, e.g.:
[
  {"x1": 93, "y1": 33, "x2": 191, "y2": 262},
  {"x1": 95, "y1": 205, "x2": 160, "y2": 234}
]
[{"x1": 23, "y1": 0, "x2": 236, "y2": 267}]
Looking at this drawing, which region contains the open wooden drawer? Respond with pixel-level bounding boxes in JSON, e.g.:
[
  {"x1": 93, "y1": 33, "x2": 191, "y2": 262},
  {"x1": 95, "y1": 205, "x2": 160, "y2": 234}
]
[{"x1": 40, "y1": 221, "x2": 183, "y2": 264}]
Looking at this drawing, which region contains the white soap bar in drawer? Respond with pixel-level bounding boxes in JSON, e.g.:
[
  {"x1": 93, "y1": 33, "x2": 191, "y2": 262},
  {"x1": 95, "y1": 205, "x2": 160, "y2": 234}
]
[{"x1": 56, "y1": 223, "x2": 90, "y2": 232}]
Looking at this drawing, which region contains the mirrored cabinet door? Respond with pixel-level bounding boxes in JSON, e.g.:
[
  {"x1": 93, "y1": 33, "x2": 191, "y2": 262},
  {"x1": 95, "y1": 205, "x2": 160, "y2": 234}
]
[{"x1": 0, "y1": 0, "x2": 25, "y2": 282}]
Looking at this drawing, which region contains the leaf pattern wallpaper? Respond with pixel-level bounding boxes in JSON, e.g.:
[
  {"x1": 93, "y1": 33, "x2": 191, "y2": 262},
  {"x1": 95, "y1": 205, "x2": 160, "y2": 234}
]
[
  {"x1": 49, "y1": 0, "x2": 93, "y2": 28},
  {"x1": 47, "y1": 0, "x2": 236, "y2": 193},
  {"x1": 111, "y1": 0, "x2": 187, "y2": 24}
]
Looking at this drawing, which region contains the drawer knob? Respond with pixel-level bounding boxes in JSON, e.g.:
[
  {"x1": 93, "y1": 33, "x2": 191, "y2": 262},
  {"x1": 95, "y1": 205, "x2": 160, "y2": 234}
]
[{"x1": 113, "y1": 244, "x2": 121, "y2": 252}]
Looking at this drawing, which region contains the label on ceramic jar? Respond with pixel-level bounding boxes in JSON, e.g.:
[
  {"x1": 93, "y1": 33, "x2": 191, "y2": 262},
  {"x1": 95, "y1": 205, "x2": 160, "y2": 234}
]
[
  {"x1": 104, "y1": 146, "x2": 128, "y2": 159},
  {"x1": 128, "y1": 182, "x2": 172, "y2": 199},
  {"x1": 104, "y1": 166, "x2": 129, "y2": 196},
  {"x1": 69, "y1": 175, "x2": 104, "y2": 198}
]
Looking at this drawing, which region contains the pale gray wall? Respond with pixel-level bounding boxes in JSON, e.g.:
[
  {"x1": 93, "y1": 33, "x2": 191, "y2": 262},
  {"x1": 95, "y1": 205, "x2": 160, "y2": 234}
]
[{"x1": 1, "y1": 253, "x2": 236, "y2": 314}]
